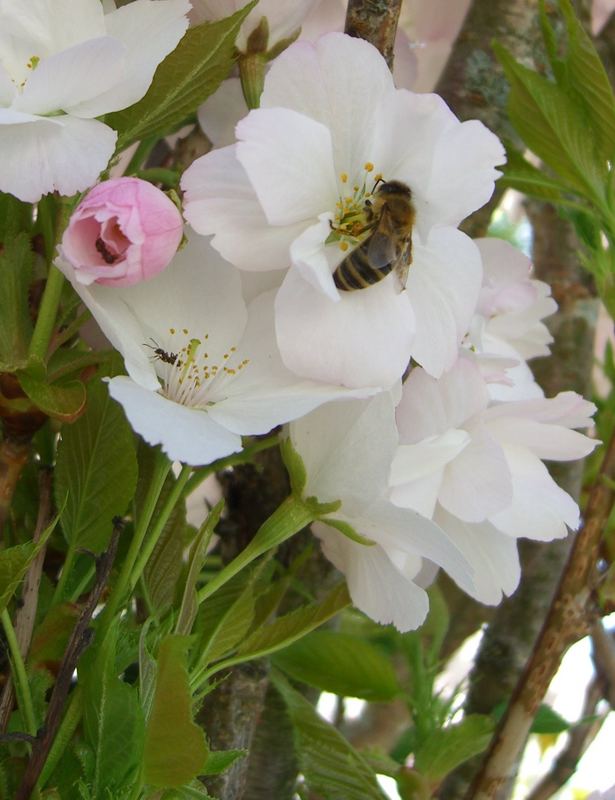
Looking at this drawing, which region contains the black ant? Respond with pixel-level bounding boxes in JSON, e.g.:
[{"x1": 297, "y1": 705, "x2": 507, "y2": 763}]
[{"x1": 143, "y1": 338, "x2": 178, "y2": 366}]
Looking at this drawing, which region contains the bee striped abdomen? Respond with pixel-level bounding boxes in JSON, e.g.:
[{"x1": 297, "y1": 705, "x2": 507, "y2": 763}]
[{"x1": 333, "y1": 243, "x2": 394, "y2": 291}]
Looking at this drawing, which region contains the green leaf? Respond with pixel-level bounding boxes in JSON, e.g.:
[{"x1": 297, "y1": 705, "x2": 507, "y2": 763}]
[
  {"x1": 144, "y1": 635, "x2": 209, "y2": 787},
  {"x1": 0, "y1": 512, "x2": 60, "y2": 614},
  {"x1": 414, "y1": 715, "x2": 494, "y2": 780},
  {"x1": 557, "y1": 0, "x2": 615, "y2": 165},
  {"x1": 272, "y1": 671, "x2": 388, "y2": 800},
  {"x1": 55, "y1": 380, "x2": 138, "y2": 553},
  {"x1": 273, "y1": 630, "x2": 399, "y2": 701},
  {"x1": 530, "y1": 704, "x2": 572, "y2": 734},
  {"x1": 499, "y1": 144, "x2": 578, "y2": 202},
  {"x1": 139, "y1": 445, "x2": 190, "y2": 615},
  {"x1": 194, "y1": 563, "x2": 257, "y2": 667},
  {"x1": 202, "y1": 749, "x2": 246, "y2": 776},
  {"x1": 0, "y1": 543, "x2": 37, "y2": 615},
  {"x1": 235, "y1": 582, "x2": 351, "y2": 662},
  {"x1": 0, "y1": 192, "x2": 31, "y2": 244},
  {"x1": 494, "y1": 42, "x2": 604, "y2": 199},
  {"x1": 0, "y1": 233, "x2": 33, "y2": 371},
  {"x1": 107, "y1": 2, "x2": 257, "y2": 150},
  {"x1": 175, "y1": 502, "x2": 223, "y2": 636},
  {"x1": 18, "y1": 372, "x2": 86, "y2": 422},
  {"x1": 80, "y1": 627, "x2": 145, "y2": 796}
]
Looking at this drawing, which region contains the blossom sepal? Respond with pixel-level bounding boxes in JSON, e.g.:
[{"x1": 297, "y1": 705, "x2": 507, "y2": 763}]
[
  {"x1": 319, "y1": 518, "x2": 376, "y2": 548},
  {"x1": 197, "y1": 493, "x2": 318, "y2": 602},
  {"x1": 280, "y1": 436, "x2": 307, "y2": 495}
]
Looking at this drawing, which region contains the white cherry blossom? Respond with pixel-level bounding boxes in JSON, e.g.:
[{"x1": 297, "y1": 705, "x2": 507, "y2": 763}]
[
  {"x1": 390, "y1": 358, "x2": 598, "y2": 603},
  {"x1": 0, "y1": 0, "x2": 190, "y2": 201},
  {"x1": 182, "y1": 32, "x2": 505, "y2": 389},
  {"x1": 289, "y1": 393, "x2": 476, "y2": 631},
  {"x1": 57, "y1": 233, "x2": 373, "y2": 465},
  {"x1": 467, "y1": 238, "x2": 557, "y2": 401}
]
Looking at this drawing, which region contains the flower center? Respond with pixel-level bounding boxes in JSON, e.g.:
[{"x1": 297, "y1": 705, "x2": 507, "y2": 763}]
[
  {"x1": 4, "y1": 54, "x2": 41, "y2": 92},
  {"x1": 146, "y1": 327, "x2": 250, "y2": 408},
  {"x1": 327, "y1": 162, "x2": 383, "y2": 252}
]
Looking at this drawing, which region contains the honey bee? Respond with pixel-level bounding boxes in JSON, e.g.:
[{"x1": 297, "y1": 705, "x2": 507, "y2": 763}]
[{"x1": 332, "y1": 179, "x2": 415, "y2": 292}]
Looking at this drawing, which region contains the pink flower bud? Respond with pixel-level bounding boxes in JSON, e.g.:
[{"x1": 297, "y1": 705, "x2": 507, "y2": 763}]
[{"x1": 60, "y1": 178, "x2": 183, "y2": 287}]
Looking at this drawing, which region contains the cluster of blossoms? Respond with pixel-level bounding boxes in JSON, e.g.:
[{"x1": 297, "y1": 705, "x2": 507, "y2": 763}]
[{"x1": 3, "y1": 0, "x2": 597, "y2": 632}]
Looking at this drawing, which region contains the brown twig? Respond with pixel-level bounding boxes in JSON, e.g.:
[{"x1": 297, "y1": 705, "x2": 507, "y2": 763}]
[
  {"x1": 16, "y1": 526, "x2": 121, "y2": 800},
  {"x1": 591, "y1": 621, "x2": 615, "y2": 707},
  {"x1": 466, "y1": 432, "x2": 615, "y2": 800},
  {"x1": 525, "y1": 675, "x2": 606, "y2": 800},
  {"x1": 0, "y1": 467, "x2": 53, "y2": 732},
  {"x1": 344, "y1": 0, "x2": 403, "y2": 68}
]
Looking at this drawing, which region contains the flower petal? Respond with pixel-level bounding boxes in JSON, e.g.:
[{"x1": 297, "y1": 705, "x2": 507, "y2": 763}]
[
  {"x1": 489, "y1": 446, "x2": 580, "y2": 540},
  {"x1": 275, "y1": 267, "x2": 415, "y2": 389},
  {"x1": 434, "y1": 508, "x2": 521, "y2": 604},
  {"x1": 396, "y1": 359, "x2": 489, "y2": 443},
  {"x1": 182, "y1": 146, "x2": 304, "y2": 270},
  {"x1": 13, "y1": 37, "x2": 125, "y2": 116},
  {"x1": 290, "y1": 393, "x2": 399, "y2": 516},
  {"x1": 355, "y1": 499, "x2": 475, "y2": 592},
  {"x1": 0, "y1": 114, "x2": 116, "y2": 202},
  {"x1": 108, "y1": 376, "x2": 241, "y2": 465},
  {"x1": 407, "y1": 228, "x2": 482, "y2": 377},
  {"x1": 71, "y1": 0, "x2": 191, "y2": 116},
  {"x1": 315, "y1": 523, "x2": 429, "y2": 632},
  {"x1": 485, "y1": 416, "x2": 597, "y2": 461},
  {"x1": 208, "y1": 291, "x2": 375, "y2": 434},
  {"x1": 236, "y1": 107, "x2": 338, "y2": 226},
  {"x1": 421, "y1": 118, "x2": 505, "y2": 229},
  {"x1": 261, "y1": 33, "x2": 395, "y2": 178},
  {"x1": 439, "y1": 424, "x2": 512, "y2": 522}
]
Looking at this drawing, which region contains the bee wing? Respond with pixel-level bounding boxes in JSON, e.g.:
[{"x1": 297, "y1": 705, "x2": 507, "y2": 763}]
[
  {"x1": 366, "y1": 211, "x2": 398, "y2": 269},
  {"x1": 393, "y1": 239, "x2": 413, "y2": 293}
]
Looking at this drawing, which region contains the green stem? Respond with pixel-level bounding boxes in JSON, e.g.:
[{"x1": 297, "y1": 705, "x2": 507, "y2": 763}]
[
  {"x1": 49, "y1": 309, "x2": 92, "y2": 353},
  {"x1": 135, "y1": 168, "x2": 180, "y2": 187},
  {"x1": 68, "y1": 562, "x2": 97, "y2": 603},
  {"x1": 28, "y1": 266, "x2": 65, "y2": 364},
  {"x1": 1, "y1": 609, "x2": 36, "y2": 738},
  {"x1": 182, "y1": 433, "x2": 280, "y2": 499},
  {"x1": 128, "y1": 464, "x2": 192, "y2": 594},
  {"x1": 196, "y1": 494, "x2": 315, "y2": 605},
  {"x1": 50, "y1": 544, "x2": 77, "y2": 607},
  {"x1": 36, "y1": 688, "x2": 82, "y2": 790},
  {"x1": 97, "y1": 453, "x2": 172, "y2": 641},
  {"x1": 124, "y1": 137, "x2": 158, "y2": 175}
]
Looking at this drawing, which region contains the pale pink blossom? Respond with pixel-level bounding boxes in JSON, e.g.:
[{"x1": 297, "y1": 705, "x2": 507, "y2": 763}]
[
  {"x1": 289, "y1": 393, "x2": 475, "y2": 631},
  {"x1": 390, "y1": 358, "x2": 597, "y2": 603},
  {"x1": 467, "y1": 238, "x2": 557, "y2": 401},
  {"x1": 60, "y1": 178, "x2": 183, "y2": 287}
]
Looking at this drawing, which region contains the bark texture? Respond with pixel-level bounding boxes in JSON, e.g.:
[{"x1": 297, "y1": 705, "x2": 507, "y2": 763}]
[{"x1": 344, "y1": 0, "x2": 403, "y2": 68}]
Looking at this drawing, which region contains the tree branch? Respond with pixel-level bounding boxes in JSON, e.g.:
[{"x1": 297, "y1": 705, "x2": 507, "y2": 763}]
[
  {"x1": 16, "y1": 526, "x2": 121, "y2": 800},
  {"x1": 0, "y1": 467, "x2": 53, "y2": 733},
  {"x1": 525, "y1": 674, "x2": 606, "y2": 800},
  {"x1": 344, "y1": 0, "x2": 403, "y2": 68},
  {"x1": 466, "y1": 432, "x2": 615, "y2": 800}
]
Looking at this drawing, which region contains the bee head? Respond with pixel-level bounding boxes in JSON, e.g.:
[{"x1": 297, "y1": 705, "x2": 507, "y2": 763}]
[{"x1": 375, "y1": 179, "x2": 412, "y2": 198}]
